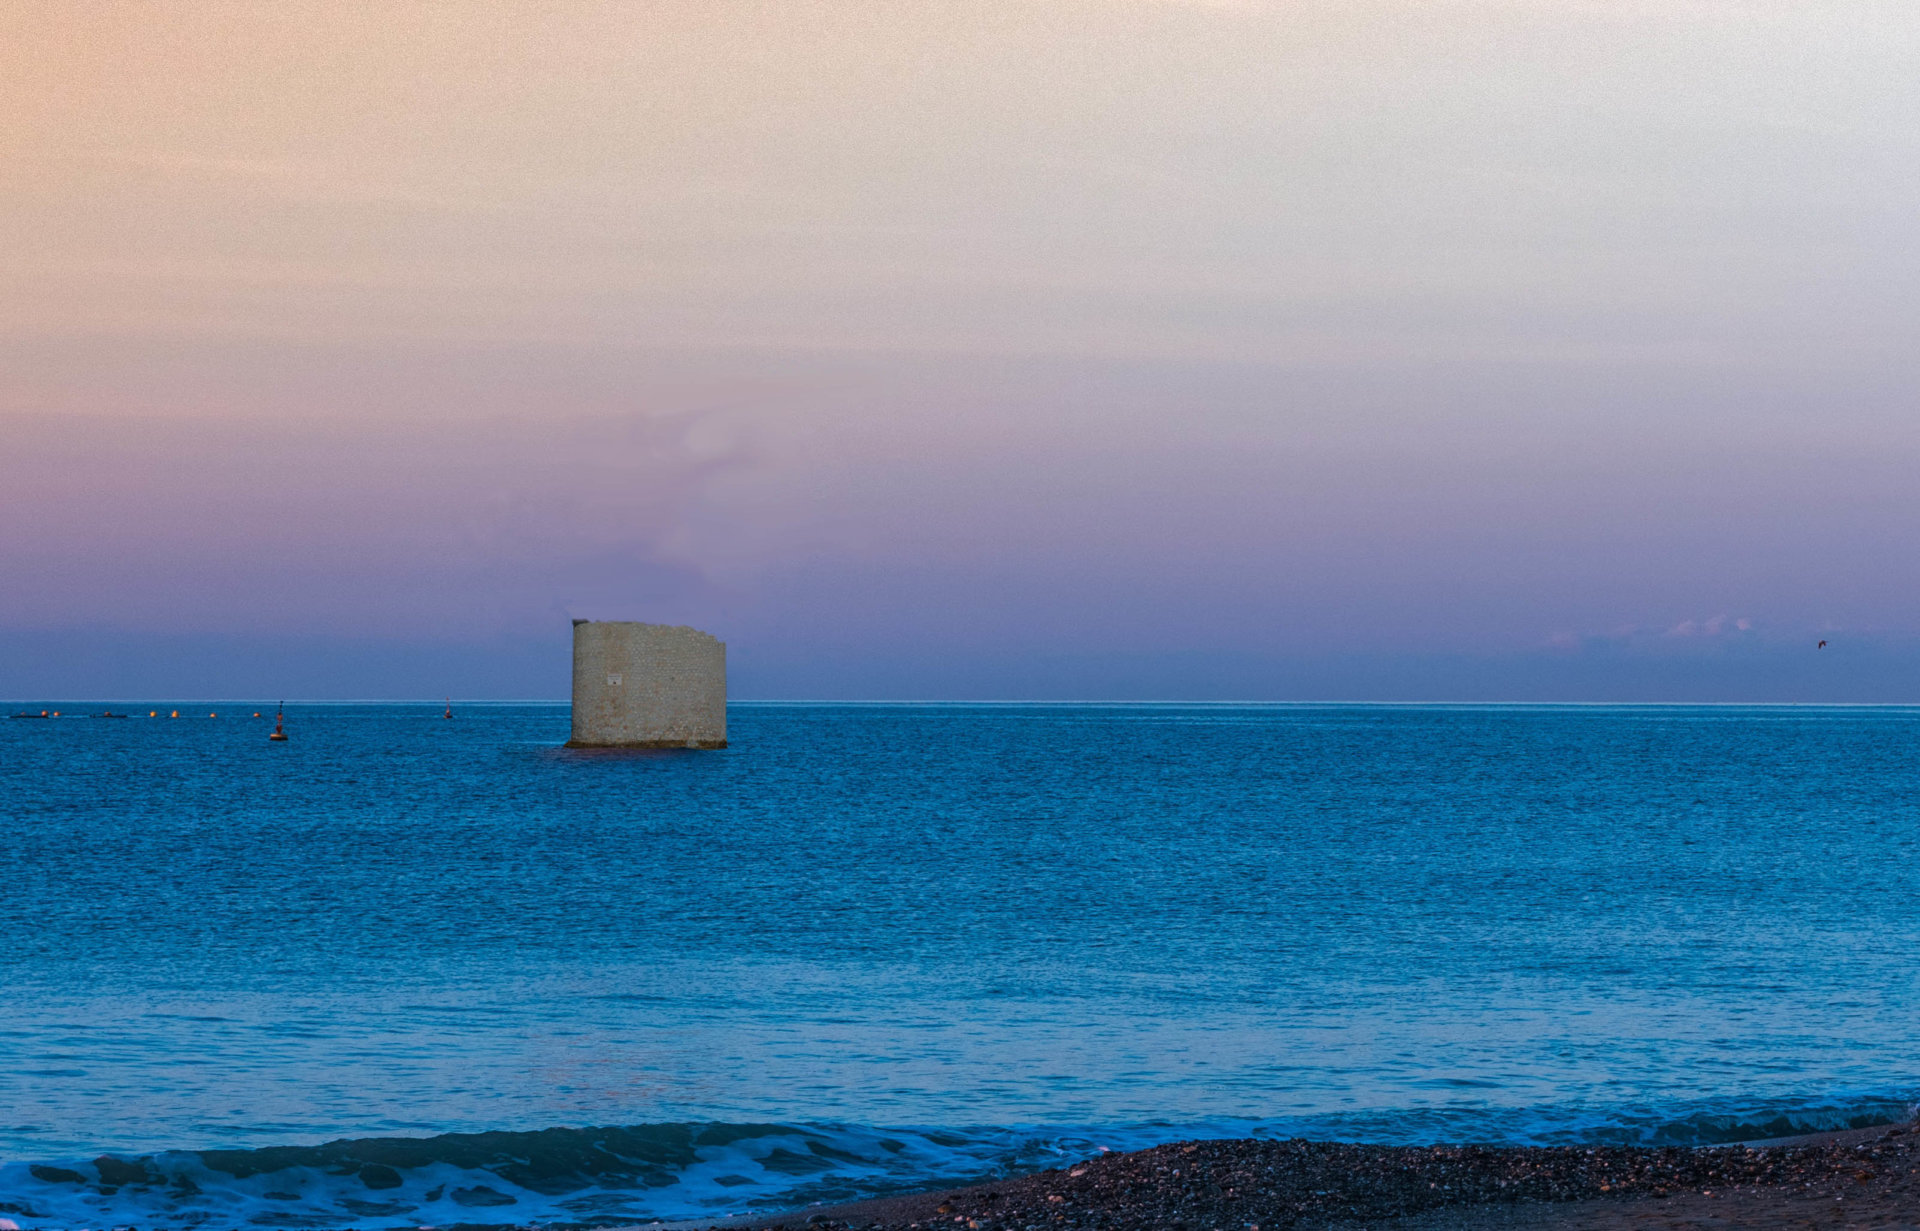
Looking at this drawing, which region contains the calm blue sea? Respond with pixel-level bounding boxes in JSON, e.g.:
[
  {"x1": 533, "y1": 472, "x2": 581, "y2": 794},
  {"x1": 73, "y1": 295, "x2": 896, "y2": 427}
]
[{"x1": 3, "y1": 703, "x2": 1918, "y2": 1228}]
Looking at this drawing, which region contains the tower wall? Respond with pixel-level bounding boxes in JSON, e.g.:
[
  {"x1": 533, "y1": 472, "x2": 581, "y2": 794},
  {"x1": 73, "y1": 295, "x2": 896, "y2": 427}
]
[{"x1": 567, "y1": 621, "x2": 727, "y2": 749}]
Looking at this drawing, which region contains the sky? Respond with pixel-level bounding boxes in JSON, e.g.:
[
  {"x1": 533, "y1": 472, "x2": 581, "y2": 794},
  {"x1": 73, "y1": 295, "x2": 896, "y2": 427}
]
[{"x1": 5, "y1": 0, "x2": 1920, "y2": 700}]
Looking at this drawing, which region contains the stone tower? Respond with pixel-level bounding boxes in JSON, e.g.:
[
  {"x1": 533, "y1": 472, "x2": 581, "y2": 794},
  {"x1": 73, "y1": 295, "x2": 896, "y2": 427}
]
[{"x1": 566, "y1": 620, "x2": 727, "y2": 749}]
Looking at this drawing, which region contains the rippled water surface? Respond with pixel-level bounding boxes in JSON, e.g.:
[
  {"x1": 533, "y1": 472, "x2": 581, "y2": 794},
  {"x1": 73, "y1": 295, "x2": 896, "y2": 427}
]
[{"x1": 3, "y1": 703, "x2": 1919, "y2": 1226}]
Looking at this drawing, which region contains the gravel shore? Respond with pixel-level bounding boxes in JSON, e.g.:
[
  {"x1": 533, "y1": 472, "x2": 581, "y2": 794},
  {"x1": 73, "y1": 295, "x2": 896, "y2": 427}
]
[{"x1": 713, "y1": 1122, "x2": 1920, "y2": 1231}]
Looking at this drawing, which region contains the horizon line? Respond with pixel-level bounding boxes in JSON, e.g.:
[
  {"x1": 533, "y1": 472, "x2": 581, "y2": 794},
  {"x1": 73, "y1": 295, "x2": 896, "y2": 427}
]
[{"x1": 8, "y1": 698, "x2": 1920, "y2": 708}]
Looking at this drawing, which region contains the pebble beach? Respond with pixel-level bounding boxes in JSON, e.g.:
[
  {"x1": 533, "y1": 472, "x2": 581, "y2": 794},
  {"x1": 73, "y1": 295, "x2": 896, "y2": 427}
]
[{"x1": 731, "y1": 1123, "x2": 1920, "y2": 1231}]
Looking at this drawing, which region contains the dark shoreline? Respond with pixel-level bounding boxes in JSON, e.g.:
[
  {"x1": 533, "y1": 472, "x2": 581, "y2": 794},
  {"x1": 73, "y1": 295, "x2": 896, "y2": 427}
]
[{"x1": 689, "y1": 1121, "x2": 1920, "y2": 1231}]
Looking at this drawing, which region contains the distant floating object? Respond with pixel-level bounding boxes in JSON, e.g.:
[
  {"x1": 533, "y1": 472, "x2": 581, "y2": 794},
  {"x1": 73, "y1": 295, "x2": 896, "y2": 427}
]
[
  {"x1": 254, "y1": 711, "x2": 261, "y2": 718},
  {"x1": 210, "y1": 712, "x2": 217, "y2": 718},
  {"x1": 445, "y1": 698, "x2": 453, "y2": 720},
  {"x1": 269, "y1": 702, "x2": 288, "y2": 742},
  {"x1": 96, "y1": 711, "x2": 126, "y2": 719},
  {"x1": 170, "y1": 710, "x2": 179, "y2": 718},
  {"x1": 149, "y1": 711, "x2": 157, "y2": 718},
  {"x1": 10, "y1": 710, "x2": 49, "y2": 719}
]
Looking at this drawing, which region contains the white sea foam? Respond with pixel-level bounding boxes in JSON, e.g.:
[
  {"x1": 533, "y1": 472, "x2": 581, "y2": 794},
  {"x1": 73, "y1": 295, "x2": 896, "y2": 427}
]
[
  {"x1": 0, "y1": 1123, "x2": 1103, "y2": 1230},
  {"x1": 1, "y1": 1101, "x2": 1913, "y2": 1231}
]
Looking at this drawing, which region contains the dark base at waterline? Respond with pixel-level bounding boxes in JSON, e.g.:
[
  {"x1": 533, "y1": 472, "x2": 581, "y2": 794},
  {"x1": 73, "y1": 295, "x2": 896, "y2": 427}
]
[
  {"x1": 562, "y1": 739, "x2": 728, "y2": 749},
  {"x1": 710, "y1": 1122, "x2": 1920, "y2": 1231}
]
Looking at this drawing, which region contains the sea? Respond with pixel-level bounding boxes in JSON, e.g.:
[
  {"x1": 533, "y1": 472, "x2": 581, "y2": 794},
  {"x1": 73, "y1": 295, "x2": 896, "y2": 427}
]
[{"x1": 3, "y1": 702, "x2": 1918, "y2": 1229}]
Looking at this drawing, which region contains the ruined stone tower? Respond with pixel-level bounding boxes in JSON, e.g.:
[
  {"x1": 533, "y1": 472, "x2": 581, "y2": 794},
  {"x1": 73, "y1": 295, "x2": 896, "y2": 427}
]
[{"x1": 566, "y1": 620, "x2": 727, "y2": 749}]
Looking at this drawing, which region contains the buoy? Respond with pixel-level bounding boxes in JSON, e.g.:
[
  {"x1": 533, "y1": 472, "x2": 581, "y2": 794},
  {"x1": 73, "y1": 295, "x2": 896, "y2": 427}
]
[
  {"x1": 269, "y1": 702, "x2": 288, "y2": 742},
  {"x1": 170, "y1": 710, "x2": 178, "y2": 718},
  {"x1": 149, "y1": 711, "x2": 157, "y2": 718},
  {"x1": 209, "y1": 712, "x2": 217, "y2": 718},
  {"x1": 254, "y1": 711, "x2": 261, "y2": 718},
  {"x1": 444, "y1": 698, "x2": 453, "y2": 720}
]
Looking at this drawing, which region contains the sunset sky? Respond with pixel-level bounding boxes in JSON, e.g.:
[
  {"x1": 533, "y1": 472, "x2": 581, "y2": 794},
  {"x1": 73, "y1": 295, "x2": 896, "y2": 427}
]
[{"x1": 6, "y1": 1, "x2": 1920, "y2": 699}]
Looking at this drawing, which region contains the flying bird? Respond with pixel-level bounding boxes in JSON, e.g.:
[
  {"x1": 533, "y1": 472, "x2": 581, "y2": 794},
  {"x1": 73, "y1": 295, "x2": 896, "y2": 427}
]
[{"x1": 1818, "y1": 640, "x2": 1828, "y2": 649}]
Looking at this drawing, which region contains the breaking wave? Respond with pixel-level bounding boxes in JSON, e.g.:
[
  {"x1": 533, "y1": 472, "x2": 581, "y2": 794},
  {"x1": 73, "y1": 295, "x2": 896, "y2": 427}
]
[
  {"x1": 0, "y1": 1122, "x2": 1087, "y2": 1231},
  {"x1": 2, "y1": 1098, "x2": 1913, "y2": 1230}
]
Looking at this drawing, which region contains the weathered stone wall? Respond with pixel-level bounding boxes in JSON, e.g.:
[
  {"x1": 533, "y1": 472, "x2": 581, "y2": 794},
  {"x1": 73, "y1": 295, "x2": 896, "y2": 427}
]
[{"x1": 566, "y1": 621, "x2": 727, "y2": 749}]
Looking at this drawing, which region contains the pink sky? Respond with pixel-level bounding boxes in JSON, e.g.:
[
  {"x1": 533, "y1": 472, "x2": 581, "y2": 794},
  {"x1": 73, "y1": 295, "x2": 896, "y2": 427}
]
[{"x1": 5, "y1": 2, "x2": 1920, "y2": 698}]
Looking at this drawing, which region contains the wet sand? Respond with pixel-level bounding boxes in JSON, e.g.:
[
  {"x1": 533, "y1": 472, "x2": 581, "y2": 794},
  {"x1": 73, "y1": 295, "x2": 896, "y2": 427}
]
[{"x1": 689, "y1": 1122, "x2": 1920, "y2": 1231}]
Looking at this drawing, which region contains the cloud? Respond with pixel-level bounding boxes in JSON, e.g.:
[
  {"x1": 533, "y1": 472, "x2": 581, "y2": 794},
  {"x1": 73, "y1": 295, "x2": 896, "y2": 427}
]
[
  {"x1": 1547, "y1": 616, "x2": 1760, "y2": 654},
  {"x1": 1667, "y1": 614, "x2": 1754, "y2": 638},
  {"x1": 0, "y1": 403, "x2": 750, "y2": 640}
]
